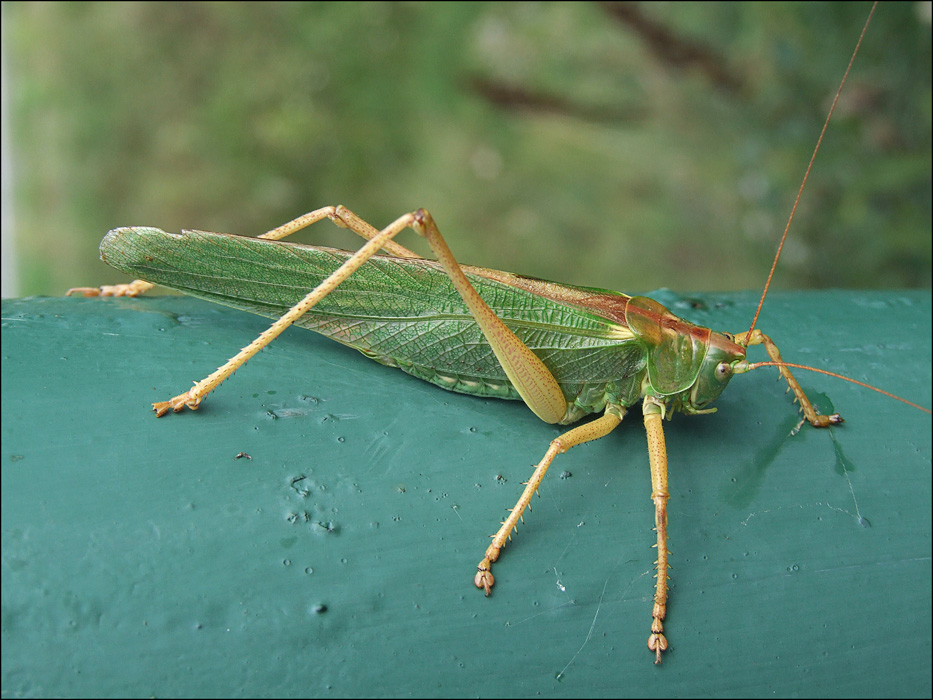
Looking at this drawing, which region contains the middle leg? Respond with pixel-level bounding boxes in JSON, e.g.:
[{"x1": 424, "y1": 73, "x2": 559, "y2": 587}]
[{"x1": 475, "y1": 406, "x2": 625, "y2": 594}]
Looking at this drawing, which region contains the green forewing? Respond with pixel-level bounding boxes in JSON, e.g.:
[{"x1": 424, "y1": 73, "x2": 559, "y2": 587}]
[{"x1": 100, "y1": 228, "x2": 648, "y2": 408}]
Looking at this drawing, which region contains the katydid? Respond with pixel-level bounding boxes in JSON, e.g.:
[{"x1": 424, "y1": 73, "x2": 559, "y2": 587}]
[{"x1": 67, "y1": 1, "x2": 928, "y2": 663}]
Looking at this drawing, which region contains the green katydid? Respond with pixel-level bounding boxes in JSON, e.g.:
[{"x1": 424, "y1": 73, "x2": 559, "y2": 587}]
[{"x1": 67, "y1": 2, "x2": 928, "y2": 663}]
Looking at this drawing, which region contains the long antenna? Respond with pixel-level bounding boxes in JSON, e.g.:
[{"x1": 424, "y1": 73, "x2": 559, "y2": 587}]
[
  {"x1": 747, "y1": 1, "x2": 878, "y2": 337},
  {"x1": 745, "y1": 360, "x2": 932, "y2": 414}
]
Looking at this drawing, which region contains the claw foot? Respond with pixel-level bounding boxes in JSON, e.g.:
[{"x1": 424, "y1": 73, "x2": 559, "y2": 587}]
[
  {"x1": 153, "y1": 388, "x2": 203, "y2": 417},
  {"x1": 474, "y1": 558, "x2": 495, "y2": 596}
]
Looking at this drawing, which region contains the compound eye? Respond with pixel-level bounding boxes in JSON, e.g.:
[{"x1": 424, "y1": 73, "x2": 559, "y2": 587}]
[
  {"x1": 722, "y1": 332, "x2": 734, "y2": 342},
  {"x1": 716, "y1": 362, "x2": 732, "y2": 381}
]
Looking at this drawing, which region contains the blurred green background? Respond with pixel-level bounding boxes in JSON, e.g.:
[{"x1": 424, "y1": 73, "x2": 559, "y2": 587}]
[{"x1": 3, "y1": 1, "x2": 931, "y2": 297}]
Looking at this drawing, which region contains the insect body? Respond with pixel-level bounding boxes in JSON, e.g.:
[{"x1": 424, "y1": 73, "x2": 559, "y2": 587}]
[
  {"x1": 95, "y1": 225, "x2": 746, "y2": 425},
  {"x1": 74, "y1": 205, "x2": 845, "y2": 664},
  {"x1": 68, "y1": 3, "x2": 925, "y2": 664}
]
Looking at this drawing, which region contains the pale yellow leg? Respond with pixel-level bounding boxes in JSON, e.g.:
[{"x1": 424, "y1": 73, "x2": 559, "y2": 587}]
[
  {"x1": 475, "y1": 406, "x2": 624, "y2": 594},
  {"x1": 152, "y1": 209, "x2": 422, "y2": 415},
  {"x1": 66, "y1": 206, "x2": 423, "y2": 298},
  {"x1": 153, "y1": 207, "x2": 569, "y2": 422},
  {"x1": 257, "y1": 205, "x2": 422, "y2": 259},
  {"x1": 411, "y1": 210, "x2": 567, "y2": 425},
  {"x1": 734, "y1": 329, "x2": 843, "y2": 428},
  {"x1": 643, "y1": 396, "x2": 671, "y2": 664},
  {"x1": 66, "y1": 278, "x2": 155, "y2": 298}
]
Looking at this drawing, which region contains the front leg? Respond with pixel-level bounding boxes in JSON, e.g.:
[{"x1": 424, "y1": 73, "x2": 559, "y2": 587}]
[{"x1": 734, "y1": 329, "x2": 843, "y2": 428}]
